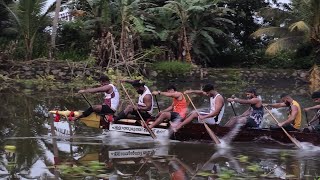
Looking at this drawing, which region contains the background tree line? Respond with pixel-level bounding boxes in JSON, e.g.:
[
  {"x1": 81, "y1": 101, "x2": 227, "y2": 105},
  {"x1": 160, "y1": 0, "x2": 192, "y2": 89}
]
[{"x1": 0, "y1": 0, "x2": 319, "y2": 71}]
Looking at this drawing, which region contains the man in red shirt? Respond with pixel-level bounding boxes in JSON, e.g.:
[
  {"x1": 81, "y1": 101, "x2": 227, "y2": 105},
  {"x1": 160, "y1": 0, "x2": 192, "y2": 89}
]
[{"x1": 149, "y1": 85, "x2": 187, "y2": 129}]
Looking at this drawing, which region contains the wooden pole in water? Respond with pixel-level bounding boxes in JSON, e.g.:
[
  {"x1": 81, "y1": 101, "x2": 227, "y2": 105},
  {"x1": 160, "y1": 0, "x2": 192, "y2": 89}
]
[
  {"x1": 120, "y1": 83, "x2": 157, "y2": 139},
  {"x1": 264, "y1": 107, "x2": 302, "y2": 149},
  {"x1": 185, "y1": 94, "x2": 221, "y2": 144}
]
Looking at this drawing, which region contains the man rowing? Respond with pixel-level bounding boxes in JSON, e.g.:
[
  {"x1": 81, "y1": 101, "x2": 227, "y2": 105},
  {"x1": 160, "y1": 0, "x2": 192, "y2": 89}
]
[
  {"x1": 225, "y1": 88, "x2": 264, "y2": 128},
  {"x1": 74, "y1": 75, "x2": 120, "y2": 120},
  {"x1": 148, "y1": 85, "x2": 188, "y2": 129},
  {"x1": 266, "y1": 93, "x2": 302, "y2": 131},
  {"x1": 172, "y1": 84, "x2": 225, "y2": 131},
  {"x1": 114, "y1": 80, "x2": 153, "y2": 121},
  {"x1": 303, "y1": 91, "x2": 320, "y2": 132}
]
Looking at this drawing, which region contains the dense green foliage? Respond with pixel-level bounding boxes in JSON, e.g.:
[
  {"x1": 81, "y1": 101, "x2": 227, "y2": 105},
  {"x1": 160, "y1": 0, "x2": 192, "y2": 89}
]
[
  {"x1": 0, "y1": 0, "x2": 318, "y2": 69},
  {"x1": 153, "y1": 61, "x2": 192, "y2": 76}
]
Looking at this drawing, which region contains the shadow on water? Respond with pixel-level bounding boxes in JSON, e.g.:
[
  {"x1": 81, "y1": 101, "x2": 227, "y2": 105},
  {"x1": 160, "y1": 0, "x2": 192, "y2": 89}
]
[{"x1": 1, "y1": 80, "x2": 320, "y2": 179}]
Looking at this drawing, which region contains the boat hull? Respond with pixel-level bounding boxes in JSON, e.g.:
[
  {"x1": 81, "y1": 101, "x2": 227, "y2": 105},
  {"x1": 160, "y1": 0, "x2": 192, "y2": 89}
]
[{"x1": 49, "y1": 111, "x2": 320, "y2": 145}]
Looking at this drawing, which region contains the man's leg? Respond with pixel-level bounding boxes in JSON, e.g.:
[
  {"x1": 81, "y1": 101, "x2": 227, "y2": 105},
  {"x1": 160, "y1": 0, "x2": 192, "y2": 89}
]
[
  {"x1": 174, "y1": 111, "x2": 198, "y2": 131},
  {"x1": 224, "y1": 116, "x2": 239, "y2": 127},
  {"x1": 73, "y1": 105, "x2": 101, "y2": 120},
  {"x1": 283, "y1": 124, "x2": 298, "y2": 131},
  {"x1": 225, "y1": 116, "x2": 247, "y2": 128},
  {"x1": 149, "y1": 112, "x2": 171, "y2": 129},
  {"x1": 114, "y1": 105, "x2": 134, "y2": 121}
]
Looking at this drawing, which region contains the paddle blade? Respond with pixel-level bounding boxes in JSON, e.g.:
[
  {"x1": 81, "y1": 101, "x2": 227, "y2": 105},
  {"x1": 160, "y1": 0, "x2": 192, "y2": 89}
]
[{"x1": 203, "y1": 123, "x2": 220, "y2": 144}]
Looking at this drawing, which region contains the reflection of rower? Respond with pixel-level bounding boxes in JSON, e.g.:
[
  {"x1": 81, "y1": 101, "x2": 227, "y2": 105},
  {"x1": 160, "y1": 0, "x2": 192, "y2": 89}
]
[{"x1": 169, "y1": 159, "x2": 188, "y2": 180}]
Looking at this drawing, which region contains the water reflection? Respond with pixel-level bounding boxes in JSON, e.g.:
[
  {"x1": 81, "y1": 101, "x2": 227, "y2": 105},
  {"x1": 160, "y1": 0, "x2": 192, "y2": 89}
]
[{"x1": 2, "y1": 138, "x2": 320, "y2": 179}]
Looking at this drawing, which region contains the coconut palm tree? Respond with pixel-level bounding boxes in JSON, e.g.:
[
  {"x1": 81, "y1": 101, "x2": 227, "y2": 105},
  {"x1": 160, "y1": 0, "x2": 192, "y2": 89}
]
[
  {"x1": 251, "y1": 0, "x2": 320, "y2": 91},
  {"x1": 1, "y1": 0, "x2": 54, "y2": 60},
  {"x1": 155, "y1": 0, "x2": 233, "y2": 64}
]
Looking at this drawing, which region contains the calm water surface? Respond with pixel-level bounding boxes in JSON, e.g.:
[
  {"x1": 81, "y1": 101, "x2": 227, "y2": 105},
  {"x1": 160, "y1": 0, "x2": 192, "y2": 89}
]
[{"x1": 0, "y1": 80, "x2": 319, "y2": 179}]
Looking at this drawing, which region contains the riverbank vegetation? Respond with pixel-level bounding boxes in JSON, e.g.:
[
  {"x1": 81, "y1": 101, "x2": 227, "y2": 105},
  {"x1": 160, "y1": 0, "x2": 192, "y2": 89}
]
[{"x1": 0, "y1": 0, "x2": 319, "y2": 90}]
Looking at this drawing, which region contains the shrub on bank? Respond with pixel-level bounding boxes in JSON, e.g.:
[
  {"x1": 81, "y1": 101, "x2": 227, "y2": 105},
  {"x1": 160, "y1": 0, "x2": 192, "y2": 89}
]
[{"x1": 152, "y1": 61, "x2": 192, "y2": 76}]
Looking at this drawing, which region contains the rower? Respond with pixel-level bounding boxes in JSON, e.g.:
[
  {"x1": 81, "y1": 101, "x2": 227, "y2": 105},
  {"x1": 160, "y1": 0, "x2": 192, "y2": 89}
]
[
  {"x1": 114, "y1": 80, "x2": 153, "y2": 121},
  {"x1": 303, "y1": 91, "x2": 320, "y2": 132},
  {"x1": 149, "y1": 85, "x2": 187, "y2": 129},
  {"x1": 266, "y1": 93, "x2": 302, "y2": 131},
  {"x1": 172, "y1": 84, "x2": 225, "y2": 131},
  {"x1": 73, "y1": 75, "x2": 120, "y2": 120},
  {"x1": 225, "y1": 88, "x2": 264, "y2": 128}
]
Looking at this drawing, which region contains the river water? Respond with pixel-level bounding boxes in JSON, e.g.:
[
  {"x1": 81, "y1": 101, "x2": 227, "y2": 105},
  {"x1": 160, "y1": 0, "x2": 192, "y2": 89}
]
[{"x1": 0, "y1": 79, "x2": 320, "y2": 179}]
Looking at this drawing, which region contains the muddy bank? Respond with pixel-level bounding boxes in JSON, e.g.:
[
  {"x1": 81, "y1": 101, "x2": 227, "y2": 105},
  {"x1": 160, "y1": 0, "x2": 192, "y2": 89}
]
[{"x1": 0, "y1": 59, "x2": 309, "y2": 86}]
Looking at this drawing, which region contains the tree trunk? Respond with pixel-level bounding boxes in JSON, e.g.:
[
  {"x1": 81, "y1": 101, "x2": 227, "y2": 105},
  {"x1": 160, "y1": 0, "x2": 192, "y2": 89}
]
[
  {"x1": 183, "y1": 27, "x2": 192, "y2": 63},
  {"x1": 50, "y1": 0, "x2": 62, "y2": 60},
  {"x1": 25, "y1": 38, "x2": 32, "y2": 60}
]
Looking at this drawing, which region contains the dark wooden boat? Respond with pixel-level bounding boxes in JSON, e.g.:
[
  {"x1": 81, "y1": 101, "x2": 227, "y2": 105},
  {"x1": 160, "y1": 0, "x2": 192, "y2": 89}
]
[{"x1": 49, "y1": 110, "x2": 320, "y2": 145}]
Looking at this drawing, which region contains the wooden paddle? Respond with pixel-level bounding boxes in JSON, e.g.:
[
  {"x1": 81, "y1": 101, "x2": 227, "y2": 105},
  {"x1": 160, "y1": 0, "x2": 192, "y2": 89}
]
[
  {"x1": 120, "y1": 83, "x2": 157, "y2": 139},
  {"x1": 185, "y1": 94, "x2": 221, "y2": 144},
  {"x1": 230, "y1": 103, "x2": 237, "y2": 116},
  {"x1": 81, "y1": 93, "x2": 92, "y2": 107},
  {"x1": 305, "y1": 111, "x2": 310, "y2": 125},
  {"x1": 154, "y1": 95, "x2": 161, "y2": 113},
  {"x1": 230, "y1": 95, "x2": 237, "y2": 116},
  {"x1": 264, "y1": 107, "x2": 302, "y2": 149}
]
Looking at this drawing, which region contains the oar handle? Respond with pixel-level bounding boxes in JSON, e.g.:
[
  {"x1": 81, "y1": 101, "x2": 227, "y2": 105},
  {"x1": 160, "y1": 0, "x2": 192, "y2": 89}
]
[
  {"x1": 264, "y1": 106, "x2": 302, "y2": 149},
  {"x1": 154, "y1": 95, "x2": 161, "y2": 113},
  {"x1": 230, "y1": 102, "x2": 237, "y2": 116},
  {"x1": 120, "y1": 83, "x2": 157, "y2": 139},
  {"x1": 185, "y1": 94, "x2": 220, "y2": 144},
  {"x1": 81, "y1": 93, "x2": 92, "y2": 107},
  {"x1": 305, "y1": 112, "x2": 310, "y2": 125}
]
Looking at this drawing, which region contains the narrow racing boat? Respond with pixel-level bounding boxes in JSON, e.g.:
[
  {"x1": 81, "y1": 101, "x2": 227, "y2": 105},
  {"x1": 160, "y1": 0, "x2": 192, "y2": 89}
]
[{"x1": 49, "y1": 110, "x2": 320, "y2": 145}]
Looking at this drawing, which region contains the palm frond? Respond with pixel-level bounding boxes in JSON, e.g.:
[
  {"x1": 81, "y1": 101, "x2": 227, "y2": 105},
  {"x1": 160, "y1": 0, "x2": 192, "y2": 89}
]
[
  {"x1": 202, "y1": 27, "x2": 226, "y2": 36},
  {"x1": 289, "y1": 21, "x2": 310, "y2": 33},
  {"x1": 251, "y1": 27, "x2": 290, "y2": 38},
  {"x1": 199, "y1": 30, "x2": 215, "y2": 45},
  {"x1": 265, "y1": 36, "x2": 305, "y2": 55},
  {"x1": 212, "y1": 17, "x2": 235, "y2": 26}
]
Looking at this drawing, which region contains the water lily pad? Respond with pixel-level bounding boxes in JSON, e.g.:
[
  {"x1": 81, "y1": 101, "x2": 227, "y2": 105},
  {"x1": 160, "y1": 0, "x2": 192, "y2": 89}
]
[{"x1": 197, "y1": 171, "x2": 214, "y2": 176}]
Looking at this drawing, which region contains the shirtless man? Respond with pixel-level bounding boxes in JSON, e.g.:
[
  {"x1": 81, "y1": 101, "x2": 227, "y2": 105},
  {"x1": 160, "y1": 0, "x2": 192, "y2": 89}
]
[
  {"x1": 115, "y1": 80, "x2": 153, "y2": 121},
  {"x1": 225, "y1": 88, "x2": 263, "y2": 128},
  {"x1": 173, "y1": 84, "x2": 225, "y2": 131},
  {"x1": 149, "y1": 85, "x2": 187, "y2": 129},
  {"x1": 266, "y1": 93, "x2": 302, "y2": 131},
  {"x1": 75, "y1": 75, "x2": 120, "y2": 120}
]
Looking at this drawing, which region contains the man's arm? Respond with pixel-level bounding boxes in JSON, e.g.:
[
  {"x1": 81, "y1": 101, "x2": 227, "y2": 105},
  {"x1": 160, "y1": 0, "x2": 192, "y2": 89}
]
[
  {"x1": 138, "y1": 94, "x2": 152, "y2": 111},
  {"x1": 201, "y1": 96, "x2": 224, "y2": 119},
  {"x1": 228, "y1": 97, "x2": 259, "y2": 105},
  {"x1": 304, "y1": 105, "x2": 320, "y2": 111},
  {"x1": 121, "y1": 79, "x2": 135, "y2": 83},
  {"x1": 184, "y1": 90, "x2": 206, "y2": 96},
  {"x1": 152, "y1": 91, "x2": 181, "y2": 99},
  {"x1": 308, "y1": 114, "x2": 319, "y2": 125},
  {"x1": 279, "y1": 105, "x2": 298, "y2": 127},
  {"x1": 79, "y1": 85, "x2": 111, "y2": 94},
  {"x1": 161, "y1": 103, "x2": 174, "y2": 112},
  {"x1": 267, "y1": 102, "x2": 287, "y2": 108}
]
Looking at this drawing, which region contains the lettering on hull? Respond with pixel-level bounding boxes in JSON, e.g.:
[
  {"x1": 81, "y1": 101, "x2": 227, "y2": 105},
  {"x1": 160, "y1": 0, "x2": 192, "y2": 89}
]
[
  {"x1": 109, "y1": 123, "x2": 169, "y2": 136},
  {"x1": 108, "y1": 148, "x2": 168, "y2": 159}
]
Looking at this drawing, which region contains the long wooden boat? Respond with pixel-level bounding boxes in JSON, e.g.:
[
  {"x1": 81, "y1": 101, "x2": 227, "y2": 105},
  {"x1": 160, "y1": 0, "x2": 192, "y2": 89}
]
[{"x1": 49, "y1": 110, "x2": 320, "y2": 145}]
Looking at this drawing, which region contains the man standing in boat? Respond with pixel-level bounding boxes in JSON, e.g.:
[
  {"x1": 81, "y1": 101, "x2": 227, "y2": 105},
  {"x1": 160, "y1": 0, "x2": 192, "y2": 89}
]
[
  {"x1": 266, "y1": 93, "x2": 302, "y2": 131},
  {"x1": 303, "y1": 91, "x2": 320, "y2": 132},
  {"x1": 114, "y1": 80, "x2": 153, "y2": 121},
  {"x1": 74, "y1": 75, "x2": 120, "y2": 120},
  {"x1": 148, "y1": 85, "x2": 188, "y2": 129},
  {"x1": 172, "y1": 84, "x2": 225, "y2": 131},
  {"x1": 225, "y1": 88, "x2": 264, "y2": 128}
]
